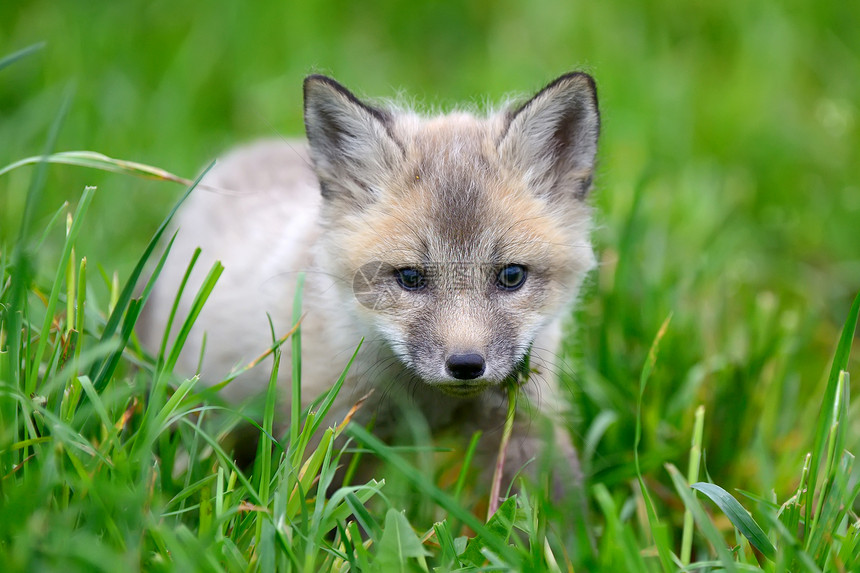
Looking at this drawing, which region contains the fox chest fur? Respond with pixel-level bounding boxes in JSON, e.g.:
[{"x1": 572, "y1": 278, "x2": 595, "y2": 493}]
[{"x1": 145, "y1": 73, "x2": 600, "y2": 492}]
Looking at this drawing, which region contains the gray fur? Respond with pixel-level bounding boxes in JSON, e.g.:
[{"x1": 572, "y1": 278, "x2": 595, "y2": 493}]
[{"x1": 144, "y1": 73, "x2": 600, "y2": 500}]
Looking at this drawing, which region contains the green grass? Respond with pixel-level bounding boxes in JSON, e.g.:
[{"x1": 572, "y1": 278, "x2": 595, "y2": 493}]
[{"x1": 2, "y1": 1, "x2": 859, "y2": 570}]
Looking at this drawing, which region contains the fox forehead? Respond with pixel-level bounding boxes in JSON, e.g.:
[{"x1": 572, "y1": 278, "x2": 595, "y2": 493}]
[
  {"x1": 328, "y1": 113, "x2": 557, "y2": 258},
  {"x1": 393, "y1": 111, "x2": 504, "y2": 189},
  {"x1": 314, "y1": 116, "x2": 579, "y2": 273},
  {"x1": 339, "y1": 179, "x2": 574, "y2": 273}
]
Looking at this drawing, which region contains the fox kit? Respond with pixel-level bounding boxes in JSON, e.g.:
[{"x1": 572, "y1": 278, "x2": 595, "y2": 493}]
[{"x1": 145, "y1": 72, "x2": 600, "y2": 496}]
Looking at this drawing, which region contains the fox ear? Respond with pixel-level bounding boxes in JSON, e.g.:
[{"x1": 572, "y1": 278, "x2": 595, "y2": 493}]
[
  {"x1": 499, "y1": 72, "x2": 600, "y2": 199},
  {"x1": 303, "y1": 75, "x2": 403, "y2": 204}
]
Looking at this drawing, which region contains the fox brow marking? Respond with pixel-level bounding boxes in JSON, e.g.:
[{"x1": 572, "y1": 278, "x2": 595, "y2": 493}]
[
  {"x1": 353, "y1": 201, "x2": 593, "y2": 267},
  {"x1": 493, "y1": 235, "x2": 594, "y2": 263},
  {"x1": 493, "y1": 213, "x2": 594, "y2": 250},
  {"x1": 343, "y1": 193, "x2": 591, "y2": 267},
  {"x1": 340, "y1": 198, "x2": 432, "y2": 260},
  {"x1": 496, "y1": 236, "x2": 594, "y2": 255}
]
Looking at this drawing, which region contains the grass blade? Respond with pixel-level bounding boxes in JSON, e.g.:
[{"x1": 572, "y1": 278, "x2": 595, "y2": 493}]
[
  {"x1": 3, "y1": 86, "x2": 73, "y2": 403},
  {"x1": 307, "y1": 339, "x2": 362, "y2": 437},
  {"x1": 0, "y1": 42, "x2": 44, "y2": 72},
  {"x1": 433, "y1": 520, "x2": 461, "y2": 569},
  {"x1": 487, "y1": 382, "x2": 517, "y2": 520},
  {"x1": 667, "y1": 464, "x2": 738, "y2": 572},
  {"x1": 87, "y1": 162, "x2": 214, "y2": 382},
  {"x1": 805, "y1": 291, "x2": 860, "y2": 536},
  {"x1": 462, "y1": 496, "x2": 517, "y2": 567},
  {"x1": 345, "y1": 423, "x2": 522, "y2": 568},
  {"x1": 255, "y1": 315, "x2": 282, "y2": 549},
  {"x1": 345, "y1": 491, "x2": 382, "y2": 539},
  {"x1": 155, "y1": 241, "x2": 196, "y2": 369},
  {"x1": 0, "y1": 150, "x2": 193, "y2": 185},
  {"x1": 161, "y1": 261, "x2": 224, "y2": 375},
  {"x1": 290, "y1": 272, "x2": 305, "y2": 449},
  {"x1": 26, "y1": 186, "x2": 96, "y2": 394},
  {"x1": 375, "y1": 508, "x2": 430, "y2": 571},
  {"x1": 691, "y1": 481, "x2": 777, "y2": 561},
  {"x1": 681, "y1": 405, "x2": 706, "y2": 565},
  {"x1": 634, "y1": 313, "x2": 675, "y2": 573}
]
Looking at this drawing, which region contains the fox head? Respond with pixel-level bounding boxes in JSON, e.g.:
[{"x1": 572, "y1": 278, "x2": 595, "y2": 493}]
[{"x1": 303, "y1": 73, "x2": 600, "y2": 396}]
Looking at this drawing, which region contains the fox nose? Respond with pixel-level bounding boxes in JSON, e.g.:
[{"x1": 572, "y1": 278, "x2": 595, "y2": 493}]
[{"x1": 445, "y1": 353, "x2": 486, "y2": 380}]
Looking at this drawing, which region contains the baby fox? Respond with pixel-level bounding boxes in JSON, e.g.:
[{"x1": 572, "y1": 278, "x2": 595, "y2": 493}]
[{"x1": 145, "y1": 72, "x2": 600, "y2": 496}]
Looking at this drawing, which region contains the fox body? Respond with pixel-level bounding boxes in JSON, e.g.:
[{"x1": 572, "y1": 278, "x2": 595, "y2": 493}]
[{"x1": 145, "y1": 73, "x2": 600, "y2": 492}]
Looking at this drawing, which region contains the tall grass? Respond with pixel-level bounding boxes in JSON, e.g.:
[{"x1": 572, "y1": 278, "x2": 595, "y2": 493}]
[{"x1": 0, "y1": 38, "x2": 860, "y2": 572}]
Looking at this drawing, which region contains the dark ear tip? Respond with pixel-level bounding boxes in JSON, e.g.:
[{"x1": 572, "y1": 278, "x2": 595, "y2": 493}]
[
  {"x1": 303, "y1": 75, "x2": 392, "y2": 125},
  {"x1": 548, "y1": 71, "x2": 597, "y2": 98},
  {"x1": 304, "y1": 74, "x2": 336, "y2": 87},
  {"x1": 303, "y1": 75, "x2": 358, "y2": 116},
  {"x1": 507, "y1": 71, "x2": 599, "y2": 125},
  {"x1": 303, "y1": 74, "x2": 341, "y2": 98}
]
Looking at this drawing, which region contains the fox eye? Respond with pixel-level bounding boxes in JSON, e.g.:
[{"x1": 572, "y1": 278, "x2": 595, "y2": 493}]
[
  {"x1": 395, "y1": 268, "x2": 427, "y2": 291},
  {"x1": 496, "y1": 264, "x2": 527, "y2": 290}
]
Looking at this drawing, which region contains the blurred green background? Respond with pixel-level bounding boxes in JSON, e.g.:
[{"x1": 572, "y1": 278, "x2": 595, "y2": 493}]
[{"x1": 2, "y1": 0, "x2": 858, "y2": 499}]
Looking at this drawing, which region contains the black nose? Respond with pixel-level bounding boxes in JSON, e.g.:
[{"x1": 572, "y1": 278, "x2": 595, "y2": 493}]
[{"x1": 445, "y1": 353, "x2": 486, "y2": 380}]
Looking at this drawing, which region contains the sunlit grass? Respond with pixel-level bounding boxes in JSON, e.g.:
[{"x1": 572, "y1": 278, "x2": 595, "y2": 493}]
[{"x1": 3, "y1": 105, "x2": 858, "y2": 571}]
